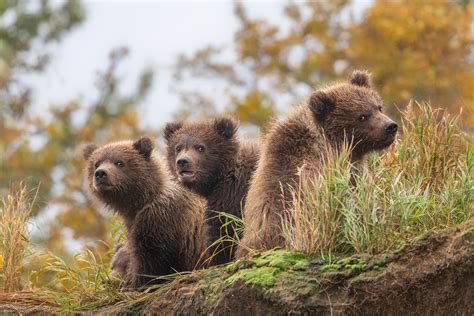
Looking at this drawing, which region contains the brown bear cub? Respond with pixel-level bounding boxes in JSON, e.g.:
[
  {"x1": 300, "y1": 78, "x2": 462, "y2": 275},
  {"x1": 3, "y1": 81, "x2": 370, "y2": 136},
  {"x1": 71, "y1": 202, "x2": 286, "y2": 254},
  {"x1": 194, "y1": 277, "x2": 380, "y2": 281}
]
[
  {"x1": 83, "y1": 136, "x2": 207, "y2": 289},
  {"x1": 164, "y1": 118, "x2": 259, "y2": 265},
  {"x1": 236, "y1": 70, "x2": 398, "y2": 257}
]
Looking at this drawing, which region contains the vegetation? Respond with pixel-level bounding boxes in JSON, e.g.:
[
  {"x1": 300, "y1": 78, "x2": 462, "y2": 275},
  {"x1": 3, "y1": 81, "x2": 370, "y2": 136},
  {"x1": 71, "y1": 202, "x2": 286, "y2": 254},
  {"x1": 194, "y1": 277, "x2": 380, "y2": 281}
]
[{"x1": 0, "y1": 183, "x2": 37, "y2": 292}]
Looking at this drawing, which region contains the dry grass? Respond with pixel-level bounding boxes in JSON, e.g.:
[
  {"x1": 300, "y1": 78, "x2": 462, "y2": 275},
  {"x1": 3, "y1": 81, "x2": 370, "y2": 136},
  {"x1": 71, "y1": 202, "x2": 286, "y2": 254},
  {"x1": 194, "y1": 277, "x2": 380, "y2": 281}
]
[
  {"x1": 0, "y1": 291, "x2": 59, "y2": 312},
  {"x1": 0, "y1": 183, "x2": 38, "y2": 292}
]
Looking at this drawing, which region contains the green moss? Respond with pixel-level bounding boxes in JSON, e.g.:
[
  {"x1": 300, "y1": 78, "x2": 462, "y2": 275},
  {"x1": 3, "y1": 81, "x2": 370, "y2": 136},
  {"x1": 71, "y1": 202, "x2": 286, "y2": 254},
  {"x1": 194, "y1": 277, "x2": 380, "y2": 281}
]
[
  {"x1": 225, "y1": 249, "x2": 311, "y2": 289},
  {"x1": 321, "y1": 257, "x2": 367, "y2": 273},
  {"x1": 274, "y1": 271, "x2": 320, "y2": 298},
  {"x1": 374, "y1": 254, "x2": 388, "y2": 268},
  {"x1": 226, "y1": 266, "x2": 280, "y2": 288},
  {"x1": 321, "y1": 264, "x2": 340, "y2": 272},
  {"x1": 226, "y1": 260, "x2": 243, "y2": 273},
  {"x1": 226, "y1": 257, "x2": 255, "y2": 273},
  {"x1": 253, "y1": 249, "x2": 309, "y2": 270},
  {"x1": 292, "y1": 261, "x2": 308, "y2": 271}
]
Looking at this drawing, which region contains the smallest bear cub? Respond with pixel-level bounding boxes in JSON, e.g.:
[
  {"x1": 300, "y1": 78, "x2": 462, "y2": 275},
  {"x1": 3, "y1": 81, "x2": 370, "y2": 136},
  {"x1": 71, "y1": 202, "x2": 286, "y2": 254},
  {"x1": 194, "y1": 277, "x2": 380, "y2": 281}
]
[{"x1": 83, "y1": 136, "x2": 207, "y2": 289}]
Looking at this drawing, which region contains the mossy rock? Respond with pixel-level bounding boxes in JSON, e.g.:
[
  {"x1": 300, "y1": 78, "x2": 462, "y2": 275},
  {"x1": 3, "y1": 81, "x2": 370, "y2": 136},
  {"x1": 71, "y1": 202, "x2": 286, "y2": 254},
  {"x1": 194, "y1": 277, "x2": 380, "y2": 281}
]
[{"x1": 143, "y1": 224, "x2": 474, "y2": 314}]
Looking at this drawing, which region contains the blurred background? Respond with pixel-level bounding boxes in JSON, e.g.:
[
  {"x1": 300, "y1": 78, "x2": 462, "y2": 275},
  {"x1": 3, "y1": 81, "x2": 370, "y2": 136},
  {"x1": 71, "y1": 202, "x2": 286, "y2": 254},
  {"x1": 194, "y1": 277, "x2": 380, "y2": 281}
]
[{"x1": 1, "y1": 0, "x2": 473, "y2": 260}]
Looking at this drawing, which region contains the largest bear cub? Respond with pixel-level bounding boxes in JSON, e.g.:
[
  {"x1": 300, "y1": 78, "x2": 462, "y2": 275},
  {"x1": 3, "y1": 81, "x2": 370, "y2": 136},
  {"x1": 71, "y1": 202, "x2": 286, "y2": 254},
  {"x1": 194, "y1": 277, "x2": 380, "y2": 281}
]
[
  {"x1": 165, "y1": 118, "x2": 259, "y2": 265},
  {"x1": 83, "y1": 136, "x2": 207, "y2": 289},
  {"x1": 236, "y1": 70, "x2": 398, "y2": 257}
]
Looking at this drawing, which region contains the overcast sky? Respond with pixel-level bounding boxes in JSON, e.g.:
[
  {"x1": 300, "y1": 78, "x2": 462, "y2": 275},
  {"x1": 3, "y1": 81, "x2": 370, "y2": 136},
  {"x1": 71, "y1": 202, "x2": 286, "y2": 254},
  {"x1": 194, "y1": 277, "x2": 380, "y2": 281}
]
[{"x1": 26, "y1": 0, "x2": 287, "y2": 127}]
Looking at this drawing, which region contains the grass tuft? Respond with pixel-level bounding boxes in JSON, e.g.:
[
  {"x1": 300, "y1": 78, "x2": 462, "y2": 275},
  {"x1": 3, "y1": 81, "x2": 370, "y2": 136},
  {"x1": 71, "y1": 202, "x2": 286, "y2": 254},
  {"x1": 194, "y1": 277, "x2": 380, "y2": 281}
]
[
  {"x1": 282, "y1": 102, "x2": 473, "y2": 256},
  {"x1": 0, "y1": 183, "x2": 38, "y2": 292},
  {"x1": 201, "y1": 211, "x2": 244, "y2": 266}
]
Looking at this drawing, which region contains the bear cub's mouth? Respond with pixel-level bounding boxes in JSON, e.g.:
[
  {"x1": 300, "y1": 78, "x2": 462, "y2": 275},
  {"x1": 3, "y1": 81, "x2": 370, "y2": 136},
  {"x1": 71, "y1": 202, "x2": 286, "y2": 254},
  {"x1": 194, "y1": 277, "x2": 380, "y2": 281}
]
[{"x1": 178, "y1": 170, "x2": 196, "y2": 180}]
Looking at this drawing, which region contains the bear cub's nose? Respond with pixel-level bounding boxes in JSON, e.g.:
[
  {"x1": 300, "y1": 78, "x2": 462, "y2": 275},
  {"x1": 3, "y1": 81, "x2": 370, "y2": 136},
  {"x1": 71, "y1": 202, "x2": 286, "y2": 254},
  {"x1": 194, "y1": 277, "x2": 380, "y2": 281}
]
[
  {"x1": 385, "y1": 122, "x2": 398, "y2": 135},
  {"x1": 177, "y1": 158, "x2": 190, "y2": 168},
  {"x1": 176, "y1": 157, "x2": 189, "y2": 168},
  {"x1": 95, "y1": 169, "x2": 108, "y2": 181}
]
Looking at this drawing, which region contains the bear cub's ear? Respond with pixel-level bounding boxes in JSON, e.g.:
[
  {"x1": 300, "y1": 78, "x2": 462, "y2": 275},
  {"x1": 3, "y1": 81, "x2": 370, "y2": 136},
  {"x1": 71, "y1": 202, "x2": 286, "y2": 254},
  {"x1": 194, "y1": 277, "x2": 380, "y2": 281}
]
[
  {"x1": 309, "y1": 90, "x2": 336, "y2": 122},
  {"x1": 133, "y1": 136, "x2": 154, "y2": 160},
  {"x1": 214, "y1": 118, "x2": 237, "y2": 140},
  {"x1": 164, "y1": 122, "x2": 183, "y2": 142},
  {"x1": 349, "y1": 70, "x2": 371, "y2": 87},
  {"x1": 83, "y1": 143, "x2": 98, "y2": 160}
]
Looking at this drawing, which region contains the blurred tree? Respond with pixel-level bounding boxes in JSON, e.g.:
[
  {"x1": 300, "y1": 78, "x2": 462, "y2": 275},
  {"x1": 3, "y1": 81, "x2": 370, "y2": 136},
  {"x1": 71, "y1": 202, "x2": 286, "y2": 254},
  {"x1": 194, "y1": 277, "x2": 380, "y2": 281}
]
[
  {"x1": 0, "y1": 1, "x2": 155, "y2": 258},
  {"x1": 174, "y1": 0, "x2": 473, "y2": 127},
  {"x1": 174, "y1": 1, "x2": 350, "y2": 126},
  {"x1": 348, "y1": 0, "x2": 474, "y2": 123},
  {"x1": 1, "y1": 0, "x2": 85, "y2": 200}
]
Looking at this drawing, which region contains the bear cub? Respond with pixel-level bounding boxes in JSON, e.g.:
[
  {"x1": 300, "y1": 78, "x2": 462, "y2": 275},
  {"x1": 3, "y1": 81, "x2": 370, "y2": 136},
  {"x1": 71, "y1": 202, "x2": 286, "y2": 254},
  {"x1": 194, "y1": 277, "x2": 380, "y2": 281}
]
[
  {"x1": 164, "y1": 118, "x2": 259, "y2": 265},
  {"x1": 83, "y1": 136, "x2": 207, "y2": 289},
  {"x1": 237, "y1": 70, "x2": 398, "y2": 257}
]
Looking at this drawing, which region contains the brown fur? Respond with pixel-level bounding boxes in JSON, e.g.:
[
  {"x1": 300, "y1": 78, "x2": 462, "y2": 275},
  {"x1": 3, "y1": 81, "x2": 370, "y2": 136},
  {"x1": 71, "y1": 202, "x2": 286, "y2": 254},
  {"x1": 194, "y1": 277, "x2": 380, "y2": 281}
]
[
  {"x1": 83, "y1": 137, "x2": 207, "y2": 289},
  {"x1": 164, "y1": 118, "x2": 259, "y2": 265},
  {"x1": 110, "y1": 242, "x2": 129, "y2": 284},
  {"x1": 236, "y1": 70, "x2": 398, "y2": 257}
]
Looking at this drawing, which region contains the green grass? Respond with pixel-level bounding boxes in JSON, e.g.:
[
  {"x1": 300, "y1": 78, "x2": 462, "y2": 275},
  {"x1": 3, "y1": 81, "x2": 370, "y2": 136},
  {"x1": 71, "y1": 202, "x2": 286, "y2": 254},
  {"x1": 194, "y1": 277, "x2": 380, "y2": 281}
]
[{"x1": 202, "y1": 211, "x2": 244, "y2": 266}]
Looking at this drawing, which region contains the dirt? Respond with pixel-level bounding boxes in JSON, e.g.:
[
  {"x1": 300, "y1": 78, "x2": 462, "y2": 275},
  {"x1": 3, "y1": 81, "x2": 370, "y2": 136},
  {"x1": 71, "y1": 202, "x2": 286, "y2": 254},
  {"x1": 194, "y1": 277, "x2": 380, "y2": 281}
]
[{"x1": 1, "y1": 221, "x2": 472, "y2": 315}]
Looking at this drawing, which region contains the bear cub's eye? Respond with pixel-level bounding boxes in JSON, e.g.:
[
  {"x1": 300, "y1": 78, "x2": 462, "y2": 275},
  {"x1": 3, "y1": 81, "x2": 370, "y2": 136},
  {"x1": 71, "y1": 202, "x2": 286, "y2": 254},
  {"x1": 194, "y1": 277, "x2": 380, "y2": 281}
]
[
  {"x1": 359, "y1": 114, "x2": 370, "y2": 122},
  {"x1": 378, "y1": 106, "x2": 383, "y2": 112},
  {"x1": 94, "y1": 161, "x2": 100, "y2": 169},
  {"x1": 196, "y1": 145, "x2": 205, "y2": 152},
  {"x1": 175, "y1": 146, "x2": 182, "y2": 153},
  {"x1": 115, "y1": 160, "x2": 124, "y2": 168}
]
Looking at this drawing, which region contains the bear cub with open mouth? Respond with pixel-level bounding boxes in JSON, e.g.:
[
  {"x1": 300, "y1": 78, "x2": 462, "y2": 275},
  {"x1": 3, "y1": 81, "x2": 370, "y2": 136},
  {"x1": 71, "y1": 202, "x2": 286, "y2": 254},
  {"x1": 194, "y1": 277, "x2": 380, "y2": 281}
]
[{"x1": 164, "y1": 118, "x2": 259, "y2": 265}]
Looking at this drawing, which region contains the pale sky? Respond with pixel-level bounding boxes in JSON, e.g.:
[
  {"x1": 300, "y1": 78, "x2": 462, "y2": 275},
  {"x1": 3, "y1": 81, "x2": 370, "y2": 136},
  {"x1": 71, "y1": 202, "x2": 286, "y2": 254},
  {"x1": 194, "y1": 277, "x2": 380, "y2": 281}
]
[{"x1": 26, "y1": 0, "x2": 287, "y2": 127}]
